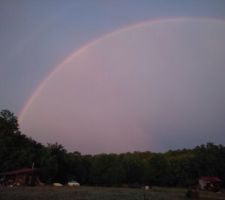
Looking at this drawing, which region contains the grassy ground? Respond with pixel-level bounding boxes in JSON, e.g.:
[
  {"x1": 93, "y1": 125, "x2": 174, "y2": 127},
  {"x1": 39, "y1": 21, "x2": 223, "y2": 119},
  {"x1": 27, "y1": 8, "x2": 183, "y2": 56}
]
[{"x1": 0, "y1": 186, "x2": 225, "y2": 200}]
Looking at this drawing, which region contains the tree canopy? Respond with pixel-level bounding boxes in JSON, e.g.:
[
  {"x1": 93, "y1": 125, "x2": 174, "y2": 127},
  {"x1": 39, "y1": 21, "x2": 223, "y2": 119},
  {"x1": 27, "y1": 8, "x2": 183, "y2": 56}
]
[{"x1": 0, "y1": 109, "x2": 224, "y2": 187}]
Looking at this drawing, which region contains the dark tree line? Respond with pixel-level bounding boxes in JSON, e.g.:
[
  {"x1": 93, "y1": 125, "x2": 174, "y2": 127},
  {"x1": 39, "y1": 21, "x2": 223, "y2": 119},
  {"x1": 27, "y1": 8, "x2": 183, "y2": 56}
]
[{"x1": 0, "y1": 109, "x2": 225, "y2": 187}]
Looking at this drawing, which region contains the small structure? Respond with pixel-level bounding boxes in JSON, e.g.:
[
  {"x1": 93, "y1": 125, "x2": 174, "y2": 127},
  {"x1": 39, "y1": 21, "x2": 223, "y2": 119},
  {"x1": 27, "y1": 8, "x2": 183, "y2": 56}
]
[
  {"x1": 198, "y1": 176, "x2": 221, "y2": 192},
  {"x1": 0, "y1": 168, "x2": 43, "y2": 186}
]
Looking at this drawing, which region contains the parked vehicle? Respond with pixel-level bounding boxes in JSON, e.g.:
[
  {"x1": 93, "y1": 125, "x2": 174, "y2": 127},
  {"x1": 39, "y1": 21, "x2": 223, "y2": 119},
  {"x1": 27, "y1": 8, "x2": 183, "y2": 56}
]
[{"x1": 68, "y1": 181, "x2": 80, "y2": 187}]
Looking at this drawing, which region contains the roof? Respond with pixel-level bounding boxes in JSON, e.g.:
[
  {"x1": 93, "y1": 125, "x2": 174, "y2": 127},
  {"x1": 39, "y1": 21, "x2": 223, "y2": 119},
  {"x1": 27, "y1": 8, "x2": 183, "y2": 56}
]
[
  {"x1": 199, "y1": 176, "x2": 221, "y2": 182},
  {"x1": 0, "y1": 168, "x2": 36, "y2": 176}
]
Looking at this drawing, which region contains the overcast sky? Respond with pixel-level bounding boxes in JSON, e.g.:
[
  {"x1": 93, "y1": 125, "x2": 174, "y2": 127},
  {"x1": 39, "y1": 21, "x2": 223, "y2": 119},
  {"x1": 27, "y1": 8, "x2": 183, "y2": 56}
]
[{"x1": 1, "y1": 0, "x2": 225, "y2": 154}]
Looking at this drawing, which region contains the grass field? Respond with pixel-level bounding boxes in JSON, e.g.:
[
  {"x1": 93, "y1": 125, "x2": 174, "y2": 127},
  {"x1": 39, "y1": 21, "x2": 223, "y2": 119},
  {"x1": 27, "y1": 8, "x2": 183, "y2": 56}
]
[{"x1": 0, "y1": 186, "x2": 225, "y2": 200}]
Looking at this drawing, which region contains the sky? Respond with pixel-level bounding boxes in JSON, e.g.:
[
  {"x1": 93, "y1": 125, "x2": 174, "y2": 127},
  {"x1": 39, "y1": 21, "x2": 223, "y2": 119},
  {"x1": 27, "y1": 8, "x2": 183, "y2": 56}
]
[{"x1": 1, "y1": 0, "x2": 225, "y2": 154}]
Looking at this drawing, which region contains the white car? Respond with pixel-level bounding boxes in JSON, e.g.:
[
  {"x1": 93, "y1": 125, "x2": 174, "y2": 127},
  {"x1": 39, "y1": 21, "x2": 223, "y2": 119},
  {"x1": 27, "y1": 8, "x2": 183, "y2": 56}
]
[
  {"x1": 68, "y1": 181, "x2": 80, "y2": 187},
  {"x1": 53, "y1": 182, "x2": 63, "y2": 187}
]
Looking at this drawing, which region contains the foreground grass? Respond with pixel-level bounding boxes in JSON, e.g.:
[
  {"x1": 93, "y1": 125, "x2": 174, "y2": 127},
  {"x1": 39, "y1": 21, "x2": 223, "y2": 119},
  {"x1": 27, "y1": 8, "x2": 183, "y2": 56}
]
[{"x1": 0, "y1": 186, "x2": 225, "y2": 200}]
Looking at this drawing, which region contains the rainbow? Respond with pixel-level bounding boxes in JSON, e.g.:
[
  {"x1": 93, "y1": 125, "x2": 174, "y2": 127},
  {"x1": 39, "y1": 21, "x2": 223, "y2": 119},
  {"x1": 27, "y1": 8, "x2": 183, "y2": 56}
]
[{"x1": 18, "y1": 17, "x2": 225, "y2": 124}]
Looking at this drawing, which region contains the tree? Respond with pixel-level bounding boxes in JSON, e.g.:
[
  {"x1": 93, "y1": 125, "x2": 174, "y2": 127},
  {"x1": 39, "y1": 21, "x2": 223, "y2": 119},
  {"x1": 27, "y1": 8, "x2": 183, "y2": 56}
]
[
  {"x1": 0, "y1": 109, "x2": 19, "y2": 135},
  {"x1": 44, "y1": 143, "x2": 69, "y2": 183},
  {"x1": 0, "y1": 110, "x2": 45, "y2": 173}
]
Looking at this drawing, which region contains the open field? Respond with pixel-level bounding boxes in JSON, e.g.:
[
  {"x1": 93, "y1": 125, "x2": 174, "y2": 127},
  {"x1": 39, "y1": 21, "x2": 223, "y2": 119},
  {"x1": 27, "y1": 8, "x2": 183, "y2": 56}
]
[{"x1": 0, "y1": 186, "x2": 225, "y2": 200}]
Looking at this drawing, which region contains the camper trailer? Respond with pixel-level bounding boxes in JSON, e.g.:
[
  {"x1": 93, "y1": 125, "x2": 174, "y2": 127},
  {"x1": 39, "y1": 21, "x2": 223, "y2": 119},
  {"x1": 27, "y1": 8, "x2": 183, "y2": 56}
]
[{"x1": 199, "y1": 176, "x2": 221, "y2": 192}]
